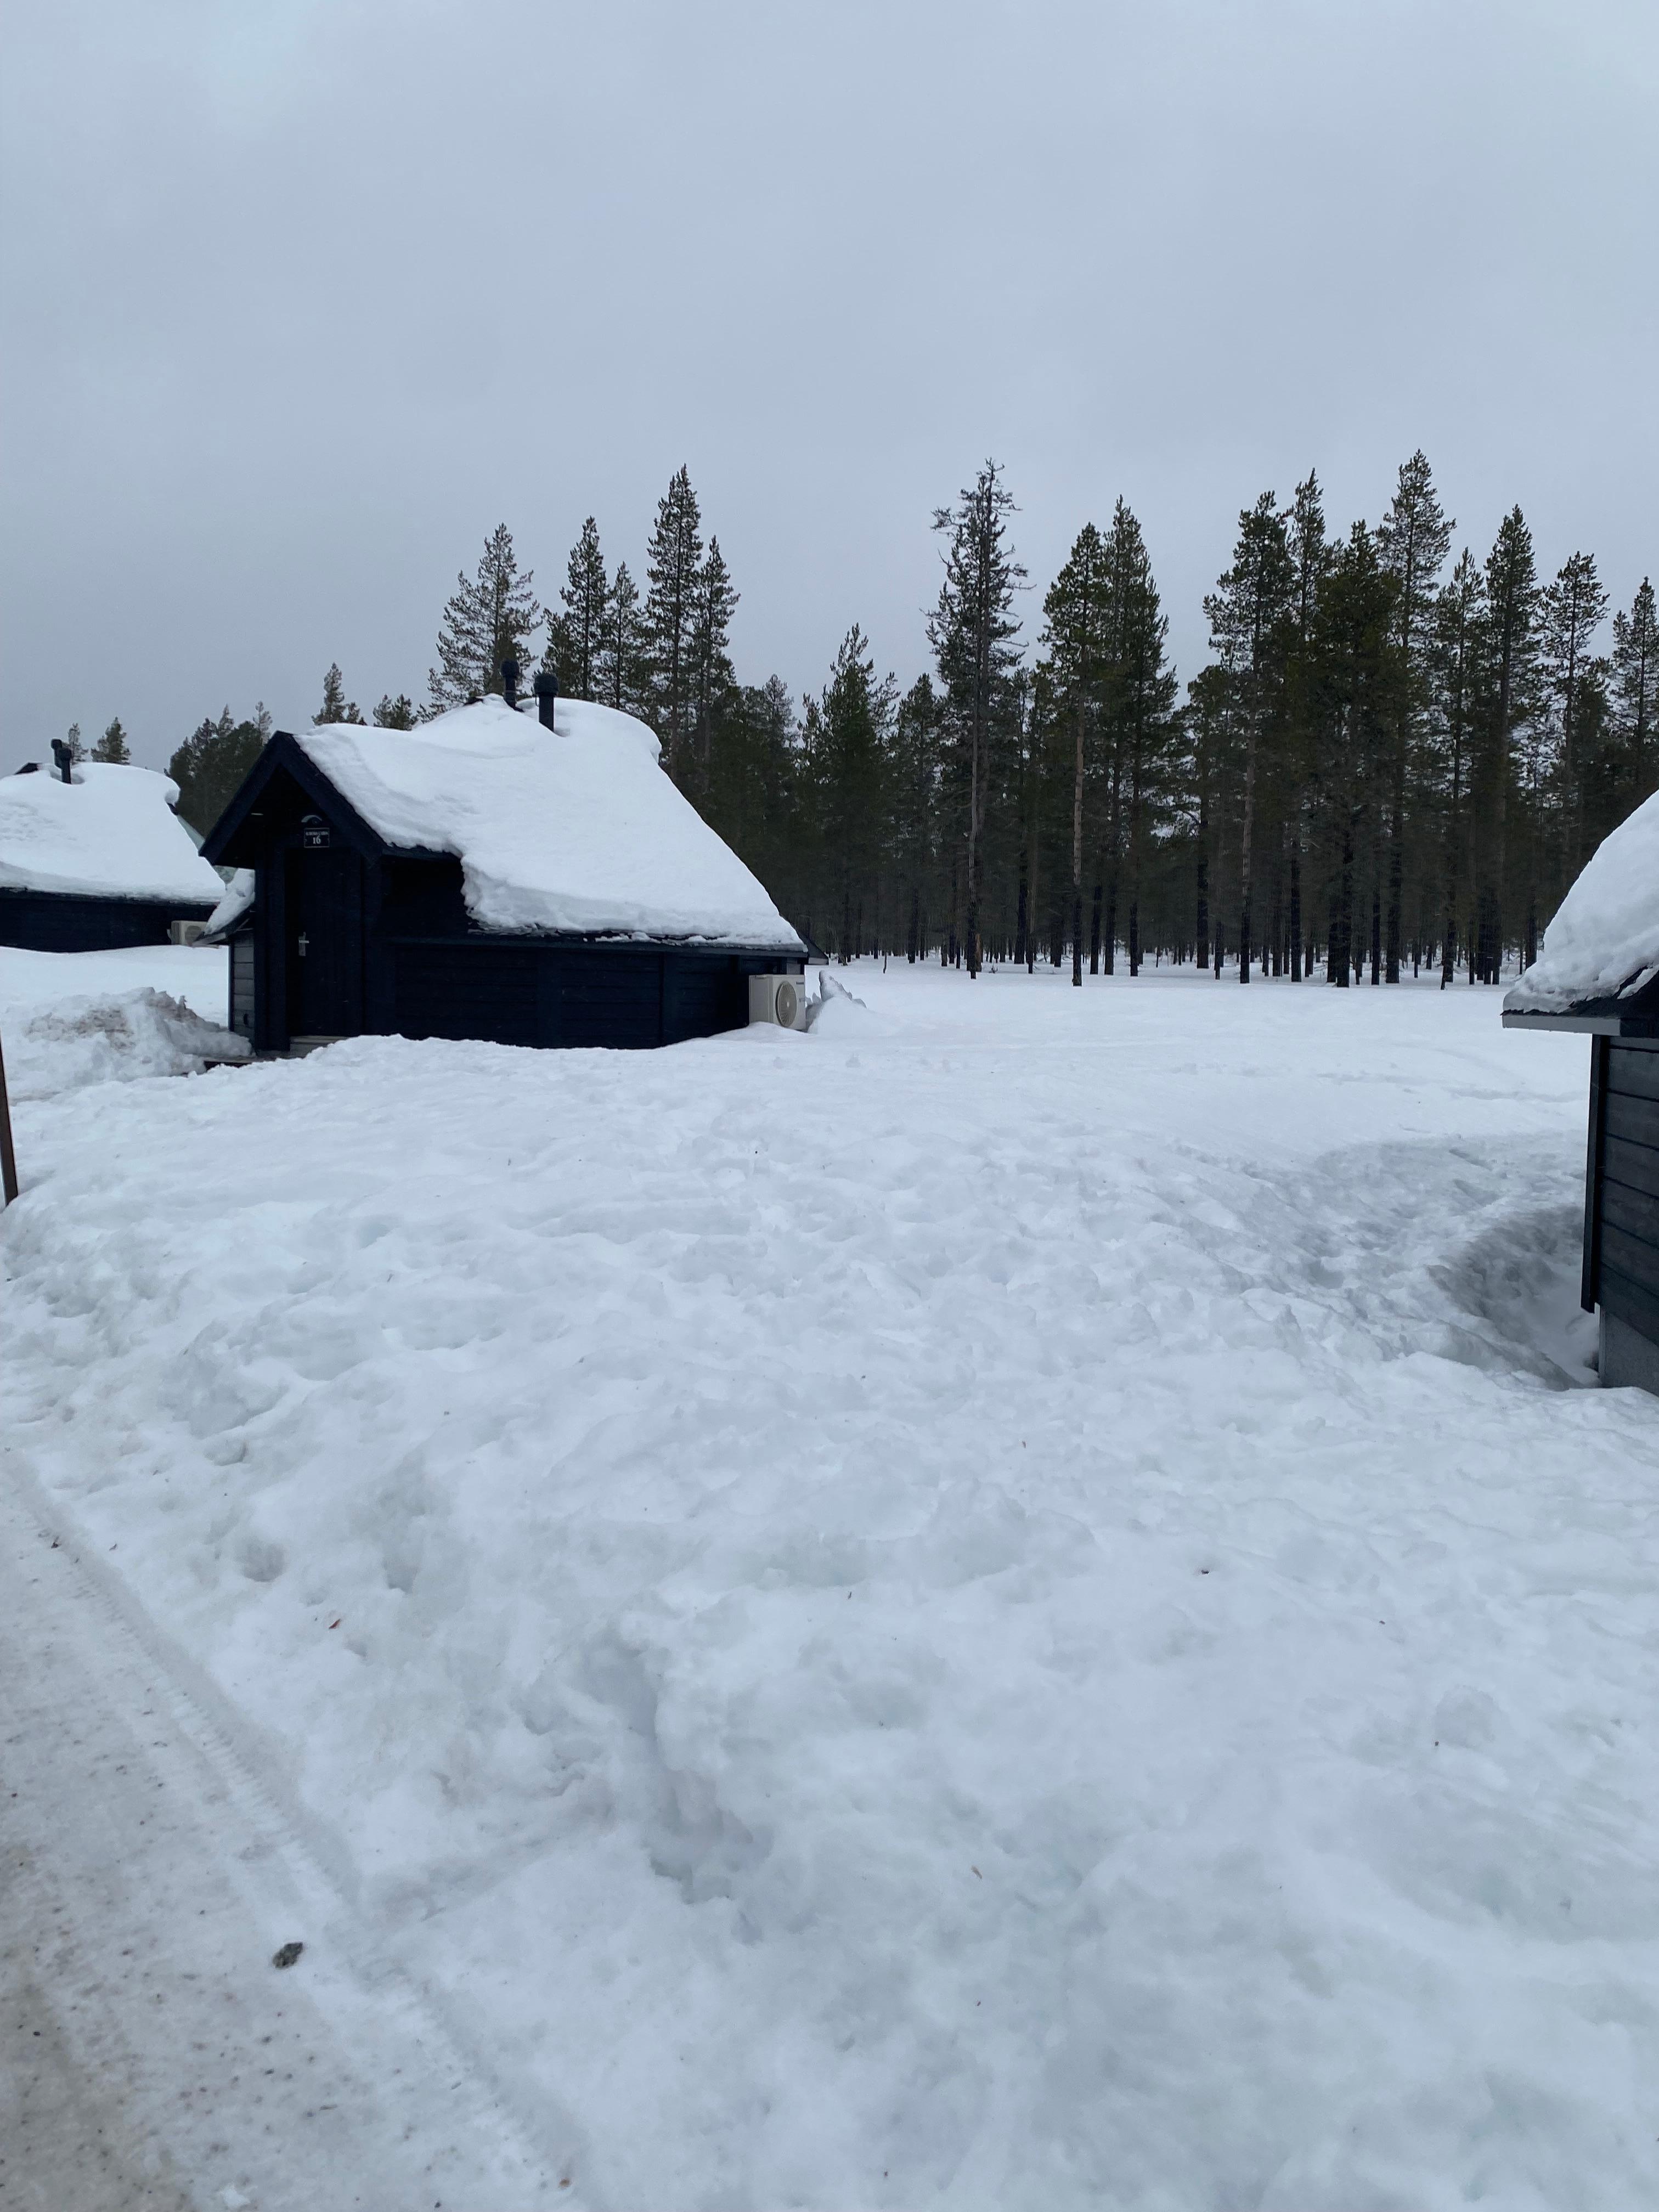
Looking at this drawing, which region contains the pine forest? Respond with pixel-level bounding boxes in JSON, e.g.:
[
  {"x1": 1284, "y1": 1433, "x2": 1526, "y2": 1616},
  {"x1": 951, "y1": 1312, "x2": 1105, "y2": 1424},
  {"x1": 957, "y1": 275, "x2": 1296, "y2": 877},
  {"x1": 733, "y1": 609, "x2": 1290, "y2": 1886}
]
[{"x1": 175, "y1": 455, "x2": 1657, "y2": 986}]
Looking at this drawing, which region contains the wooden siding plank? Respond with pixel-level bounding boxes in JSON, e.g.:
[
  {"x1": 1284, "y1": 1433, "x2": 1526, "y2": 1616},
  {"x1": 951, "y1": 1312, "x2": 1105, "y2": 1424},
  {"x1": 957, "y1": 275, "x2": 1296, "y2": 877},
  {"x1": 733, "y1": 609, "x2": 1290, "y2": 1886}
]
[
  {"x1": 1605, "y1": 1047, "x2": 1659, "y2": 1105},
  {"x1": 1599, "y1": 1260, "x2": 1659, "y2": 1350},
  {"x1": 1604, "y1": 1135, "x2": 1659, "y2": 1203},
  {"x1": 1601, "y1": 1180, "x2": 1659, "y2": 1249},
  {"x1": 1598, "y1": 1220, "x2": 1659, "y2": 1289},
  {"x1": 1604, "y1": 1093, "x2": 1659, "y2": 1155}
]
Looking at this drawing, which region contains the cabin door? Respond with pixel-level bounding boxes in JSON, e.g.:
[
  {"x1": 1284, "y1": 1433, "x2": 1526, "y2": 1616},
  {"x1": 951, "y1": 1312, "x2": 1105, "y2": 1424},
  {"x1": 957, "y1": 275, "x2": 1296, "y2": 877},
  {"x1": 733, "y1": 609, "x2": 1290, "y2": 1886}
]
[{"x1": 286, "y1": 844, "x2": 363, "y2": 1038}]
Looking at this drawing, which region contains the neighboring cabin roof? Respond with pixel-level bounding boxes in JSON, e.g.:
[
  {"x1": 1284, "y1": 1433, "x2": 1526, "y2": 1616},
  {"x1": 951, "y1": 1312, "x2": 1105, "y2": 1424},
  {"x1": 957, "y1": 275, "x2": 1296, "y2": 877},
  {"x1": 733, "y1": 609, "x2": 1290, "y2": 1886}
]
[
  {"x1": 1505, "y1": 789, "x2": 1659, "y2": 1033},
  {"x1": 0, "y1": 761, "x2": 225, "y2": 906},
  {"x1": 213, "y1": 696, "x2": 805, "y2": 951},
  {"x1": 202, "y1": 867, "x2": 256, "y2": 939}
]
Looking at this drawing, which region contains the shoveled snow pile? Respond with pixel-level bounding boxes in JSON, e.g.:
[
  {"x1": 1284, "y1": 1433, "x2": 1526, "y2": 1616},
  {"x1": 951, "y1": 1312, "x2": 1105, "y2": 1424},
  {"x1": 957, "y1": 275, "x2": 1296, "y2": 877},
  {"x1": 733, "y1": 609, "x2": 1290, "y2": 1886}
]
[
  {"x1": 4, "y1": 966, "x2": 1655, "y2": 2207},
  {"x1": 4, "y1": 987, "x2": 249, "y2": 1100},
  {"x1": 1507, "y1": 787, "x2": 1659, "y2": 1011},
  {"x1": 302, "y1": 697, "x2": 804, "y2": 948},
  {"x1": 0, "y1": 761, "x2": 225, "y2": 905}
]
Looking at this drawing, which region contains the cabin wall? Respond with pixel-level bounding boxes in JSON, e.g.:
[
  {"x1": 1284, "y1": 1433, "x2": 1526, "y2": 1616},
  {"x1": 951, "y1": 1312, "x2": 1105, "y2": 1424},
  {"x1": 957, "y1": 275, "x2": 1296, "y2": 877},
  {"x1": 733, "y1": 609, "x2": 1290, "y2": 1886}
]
[
  {"x1": 1589, "y1": 1037, "x2": 1659, "y2": 1388},
  {"x1": 0, "y1": 888, "x2": 213, "y2": 952}
]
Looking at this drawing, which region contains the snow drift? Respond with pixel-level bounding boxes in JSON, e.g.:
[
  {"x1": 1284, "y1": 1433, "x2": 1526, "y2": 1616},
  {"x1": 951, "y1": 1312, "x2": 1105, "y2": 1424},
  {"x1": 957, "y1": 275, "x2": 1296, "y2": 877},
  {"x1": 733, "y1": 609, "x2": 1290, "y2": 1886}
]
[
  {"x1": 1506, "y1": 786, "x2": 1659, "y2": 1012},
  {"x1": 0, "y1": 761, "x2": 225, "y2": 905},
  {"x1": 4, "y1": 987, "x2": 249, "y2": 1100},
  {"x1": 298, "y1": 697, "x2": 804, "y2": 948}
]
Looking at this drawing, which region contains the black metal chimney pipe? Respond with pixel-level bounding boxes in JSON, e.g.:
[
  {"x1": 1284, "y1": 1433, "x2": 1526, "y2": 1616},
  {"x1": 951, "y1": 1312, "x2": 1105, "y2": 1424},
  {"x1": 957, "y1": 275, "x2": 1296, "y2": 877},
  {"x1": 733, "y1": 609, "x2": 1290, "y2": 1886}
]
[
  {"x1": 501, "y1": 657, "x2": 521, "y2": 710},
  {"x1": 51, "y1": 738, "x2": 73, "y2": 785},
  {"x1": 533, "y1": 668, "x2": 559, "y2": 731}
]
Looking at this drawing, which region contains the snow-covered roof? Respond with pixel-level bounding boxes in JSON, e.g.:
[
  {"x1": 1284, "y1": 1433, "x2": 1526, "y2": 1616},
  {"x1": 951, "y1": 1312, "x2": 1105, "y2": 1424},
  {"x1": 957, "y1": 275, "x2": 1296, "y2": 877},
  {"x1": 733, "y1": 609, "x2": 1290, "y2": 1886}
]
[
  {"x1": 0, "y1": 762, "x2": 225, "y2": 907},
  {"x1": 1505, "y1": 790, "x2": 1659, "y2": 1016},
  {"x1": 295, "y1": 696, "x2": 804, "y2": 949},
  {"x1": 203, "y1": 867, "x2": 255, "y2": 938}
]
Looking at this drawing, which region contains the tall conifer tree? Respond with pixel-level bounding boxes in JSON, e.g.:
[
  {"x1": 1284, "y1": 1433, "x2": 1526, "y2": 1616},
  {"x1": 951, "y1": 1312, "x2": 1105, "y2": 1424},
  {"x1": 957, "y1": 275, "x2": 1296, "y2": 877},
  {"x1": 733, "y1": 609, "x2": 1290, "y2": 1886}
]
[
  {"x1": 1611, "y1": 577, "x2": 1657, "y2": 804},
  {"x1": 428, "y1": 524, "x2": 544, "y2": 711},
  {"x1": 1377, "y1": 452, "x2": 1452, "y2": 980},
  {"x1": 928, "y1": 461, "x2": 1025, "y2": 977},
  {"x1": 645, "y1": 466, "x2": 705, "y2": 772},
  {"x1": 546, "y1": 517, "x2": 609, "y2": 701}
]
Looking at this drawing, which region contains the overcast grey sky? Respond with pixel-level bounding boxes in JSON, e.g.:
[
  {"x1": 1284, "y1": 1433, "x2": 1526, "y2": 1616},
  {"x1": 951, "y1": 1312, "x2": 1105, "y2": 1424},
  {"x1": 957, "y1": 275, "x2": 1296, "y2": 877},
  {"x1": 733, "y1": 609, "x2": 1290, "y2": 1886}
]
[{"x1": 2, "y1": 0, "x2": 1654, "y2": 771}]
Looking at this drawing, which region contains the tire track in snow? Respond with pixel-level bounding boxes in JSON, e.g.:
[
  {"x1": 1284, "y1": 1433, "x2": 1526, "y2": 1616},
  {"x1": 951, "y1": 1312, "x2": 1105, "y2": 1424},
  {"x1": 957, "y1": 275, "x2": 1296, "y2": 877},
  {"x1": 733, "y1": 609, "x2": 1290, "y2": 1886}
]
[{"x1": 0, "y1": 1463, "x2": 590, "y2": 2212}]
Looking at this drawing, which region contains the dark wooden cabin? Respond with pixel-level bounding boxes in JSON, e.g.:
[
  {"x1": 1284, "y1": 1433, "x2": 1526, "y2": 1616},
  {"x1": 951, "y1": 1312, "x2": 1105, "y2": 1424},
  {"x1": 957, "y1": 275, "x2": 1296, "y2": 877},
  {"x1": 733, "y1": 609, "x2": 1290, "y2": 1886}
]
[
  {"x1": 1505, "y1": 800, "x2": 1659, "y2": 1394},
  {"x1": 199, "y1": 691, "x2": 806, "y2": 1054},
  {"x1": 1, "y1": 752, "x2": 223, "y2": 951}
]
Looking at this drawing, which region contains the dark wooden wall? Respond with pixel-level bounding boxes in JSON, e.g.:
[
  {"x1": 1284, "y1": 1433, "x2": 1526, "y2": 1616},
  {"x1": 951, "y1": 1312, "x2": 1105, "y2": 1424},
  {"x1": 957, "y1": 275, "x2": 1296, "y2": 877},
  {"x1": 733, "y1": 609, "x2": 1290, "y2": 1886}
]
[
  {"x1": 244, "y1": 838, "x2": 778, "y2": 1053},
  {"x1": 0, "y1": 889, "x2": 213, "y2": 952},
  {"x1": 1588, "y1": 1038, "x2": 1659, "y2": 1350}
]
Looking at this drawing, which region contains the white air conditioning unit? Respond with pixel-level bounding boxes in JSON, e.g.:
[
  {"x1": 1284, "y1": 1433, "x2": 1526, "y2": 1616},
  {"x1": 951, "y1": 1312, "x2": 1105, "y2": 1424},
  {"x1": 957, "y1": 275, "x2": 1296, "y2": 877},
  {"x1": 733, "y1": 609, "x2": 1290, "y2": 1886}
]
[
  {"x1": 749, "y1": 969, "x2": 808, "y2": 1030},
  {"x1": 170, "y1": 919, "x2": 207, "y2": 946}
]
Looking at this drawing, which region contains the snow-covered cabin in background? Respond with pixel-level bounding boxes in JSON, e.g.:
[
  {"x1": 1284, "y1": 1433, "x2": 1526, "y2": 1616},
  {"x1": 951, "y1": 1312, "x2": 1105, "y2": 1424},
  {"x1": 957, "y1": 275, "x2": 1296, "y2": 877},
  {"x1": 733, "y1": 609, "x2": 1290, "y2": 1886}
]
[
  {"x1": 0, "y1": 754, "x2": 223, "y2": 950},
  {"x1": 1505, "y1": 791, "x2": 1659, "y2": 1393},
  {"x1": 199, "y1": 689, "x2": 806, "y2": 1053}
]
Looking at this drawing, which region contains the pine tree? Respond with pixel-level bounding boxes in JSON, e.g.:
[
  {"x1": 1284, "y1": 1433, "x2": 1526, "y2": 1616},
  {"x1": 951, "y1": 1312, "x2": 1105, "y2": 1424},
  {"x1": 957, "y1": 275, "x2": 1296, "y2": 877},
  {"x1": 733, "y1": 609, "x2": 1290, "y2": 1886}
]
[
  {"x1": 1376, "y1": 452, "x2": 1453, "y2": 980},
  {"x1": 690, "y1": 537, "x2": 740, "y2": 788},
  {"x1": 428, "y1": 524, "x2": 544, "y2": 710},
  {"x1": 1282, "y1": 470, "x2": 1332, "y2": 978},
  {"x1": 315, "y1": 663, "x2": 364, "y2": 724},
  {"x1": 91, "y1": 716, "x2": 131, "y2": 763},
  {"x1": 1539, "y1": 552, "x2": 1610, "y2": 900},
  {"x1": 1429, "y1": 550, "x2": 1486, "y2": 984},
  {"x1": 599, "y1": 560, "x2": 648, "y2": 713},
  {"x1": 1612, "y1": 578, "x2": 1658, "y2": 804},
  {"x1": 374, "y1": 694, "x2": 416, "y2": 729},
  {"x1": 1480, "y1": 507, "x2": 1539, "y2": 981},
  {"x1": 644, "y1": 466, "x2": 704, "y2": 771},
  {"x1": 1205, "y1": 492, "x2": 1294, "y2": 979},
  {"x1": 167, "y1": 707, "x2": 271, "y2": 836},
  {"x1": 813, "y1": 626, "x2": 896, "y2": 958},
  {"x1": 928, "y1": 461, "x2": 1025, "y2": 977},
  {"x1": 64, "y1": 722, "x2": 85, "y2": 763},
  {"x1": 1102, "y1": 500, "x2": 1180, "y2": 977},
  {"x1": 1040, "y1": 522, "x2": 1110, "y2": 985},
  {"x1": 546, "y1": 517, "x2": 608, "y2": 701}
]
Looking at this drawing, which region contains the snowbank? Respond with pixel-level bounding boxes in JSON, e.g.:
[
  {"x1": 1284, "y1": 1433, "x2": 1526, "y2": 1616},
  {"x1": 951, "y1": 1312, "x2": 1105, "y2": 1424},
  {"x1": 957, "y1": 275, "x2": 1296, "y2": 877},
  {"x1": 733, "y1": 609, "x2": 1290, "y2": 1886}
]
[
  {"x1": 3, "y1": 986, "x2": 249, "y2": 1099},
  {"x1": 0, "y1": 762, "x2": 225, "y2": 905},
  {"x1": 300, "y1": 698, "x2": 804, "y2": 948},
  {"x1": 1506, "y1": 788, "x2": 1659, "y2": 1011},
  {"x1": 7, "y1": 969, "x2": 1652, "y2": 2207}
]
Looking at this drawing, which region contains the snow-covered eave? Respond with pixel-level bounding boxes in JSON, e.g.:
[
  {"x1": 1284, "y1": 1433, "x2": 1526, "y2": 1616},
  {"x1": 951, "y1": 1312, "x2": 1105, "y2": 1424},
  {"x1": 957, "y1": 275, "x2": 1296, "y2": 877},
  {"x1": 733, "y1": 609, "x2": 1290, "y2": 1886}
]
[
  {"x1": 1503, "y1": 1005, "x2": 1659, "y2": 1039},
  {"x1": 0, "y1": 878, "x2": 218, "y2": 911}
]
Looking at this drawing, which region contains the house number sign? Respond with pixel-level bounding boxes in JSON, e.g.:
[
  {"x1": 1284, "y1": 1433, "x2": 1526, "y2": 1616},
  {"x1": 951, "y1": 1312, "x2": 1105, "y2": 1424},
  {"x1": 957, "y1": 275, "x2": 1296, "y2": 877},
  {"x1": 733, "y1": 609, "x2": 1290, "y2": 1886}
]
[{"x1": 303, "y1": 825, "x2": 331, "y2": 849}]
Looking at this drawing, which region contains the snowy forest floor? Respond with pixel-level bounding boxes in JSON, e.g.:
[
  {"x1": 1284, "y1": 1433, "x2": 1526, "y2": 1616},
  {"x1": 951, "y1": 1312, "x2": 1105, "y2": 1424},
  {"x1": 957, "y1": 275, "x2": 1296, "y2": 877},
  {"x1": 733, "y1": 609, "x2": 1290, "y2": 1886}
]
[{"x1": 4, "y1": 951, "x2": 1658, "y2": 2210}]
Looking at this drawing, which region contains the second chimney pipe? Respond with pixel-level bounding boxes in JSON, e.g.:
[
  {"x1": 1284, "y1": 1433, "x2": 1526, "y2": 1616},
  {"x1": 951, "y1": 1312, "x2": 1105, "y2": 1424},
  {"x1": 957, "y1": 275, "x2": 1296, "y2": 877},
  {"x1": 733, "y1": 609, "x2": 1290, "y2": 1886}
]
[
  {"x1": 501, "y1": 657, "x2": 521, "y2": 710},
  {"x1": 534, "y1": 669, "x2": 559, "y2": 730}
]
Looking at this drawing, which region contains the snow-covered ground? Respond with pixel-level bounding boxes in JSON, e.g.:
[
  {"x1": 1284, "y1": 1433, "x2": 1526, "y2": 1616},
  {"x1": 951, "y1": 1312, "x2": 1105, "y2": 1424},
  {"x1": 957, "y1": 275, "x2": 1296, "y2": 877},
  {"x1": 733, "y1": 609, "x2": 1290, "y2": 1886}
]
[{"x1": 5, "y1": 956, "x2": 1658, "y2": 2209}]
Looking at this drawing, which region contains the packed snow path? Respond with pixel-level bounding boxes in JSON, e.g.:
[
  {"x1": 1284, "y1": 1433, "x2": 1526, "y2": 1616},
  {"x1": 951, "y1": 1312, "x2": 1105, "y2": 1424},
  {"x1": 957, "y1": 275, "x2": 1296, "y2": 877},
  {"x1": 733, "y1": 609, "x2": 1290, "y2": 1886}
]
[
  {"x1": 5, "y1": 958, "x2": 1659, "y2": 2208},
  {"x1": 0, "y1": 1480, "x2": 568, "y2": 2211}
]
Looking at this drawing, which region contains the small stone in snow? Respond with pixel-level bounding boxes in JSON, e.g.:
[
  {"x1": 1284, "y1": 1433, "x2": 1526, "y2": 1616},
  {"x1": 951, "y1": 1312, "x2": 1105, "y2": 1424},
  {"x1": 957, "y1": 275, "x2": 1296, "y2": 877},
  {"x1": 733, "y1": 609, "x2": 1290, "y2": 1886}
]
[{"x1": 272, "y1": 1940, "x2": 304, "y2": 1968}]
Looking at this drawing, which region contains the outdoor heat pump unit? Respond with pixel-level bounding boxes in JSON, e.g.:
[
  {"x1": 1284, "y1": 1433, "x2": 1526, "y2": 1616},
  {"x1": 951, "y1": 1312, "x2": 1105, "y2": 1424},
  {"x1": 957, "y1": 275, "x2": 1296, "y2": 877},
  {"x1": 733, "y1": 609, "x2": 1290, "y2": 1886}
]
[{"x1": 749, "y1": 970, "x2": 808, "y2": 1030}]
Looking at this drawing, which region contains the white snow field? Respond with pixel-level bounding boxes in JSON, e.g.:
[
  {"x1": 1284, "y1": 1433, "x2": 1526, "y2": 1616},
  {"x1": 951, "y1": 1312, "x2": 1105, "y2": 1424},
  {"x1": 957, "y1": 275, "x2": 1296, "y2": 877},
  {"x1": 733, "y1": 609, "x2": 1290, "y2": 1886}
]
[{"x1": 5, "y1": 957, "x2": 1659, "y2": 2209}]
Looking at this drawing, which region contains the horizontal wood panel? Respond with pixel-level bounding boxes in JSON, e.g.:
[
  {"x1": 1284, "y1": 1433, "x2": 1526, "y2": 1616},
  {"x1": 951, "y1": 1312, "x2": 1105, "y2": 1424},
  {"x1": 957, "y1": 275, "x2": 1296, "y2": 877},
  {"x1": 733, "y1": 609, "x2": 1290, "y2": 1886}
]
[
  {"x1": 394, "y1": 943, "x2": 538, "y2": 1046},
  {"x1": 1599, "y1": 1260, "x2": 1659, "y2": 1349},
  {"x1": 1605, "y1": 1093, "x2": 1659, "y2": 1155},
  {"x1": 1601, "y1": 1178, "x2": 1659, "y2": 1249},
  {"x1": 1607, "y1": 1047, "x2": 1659, "y2": 1106},
  {"x1": 1598, "y1": 1219, "x2": 1659, "y2": 1290},
  {"x1": 1604, "y1": 1133, "x2": 1659, "y2": 1204}
]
